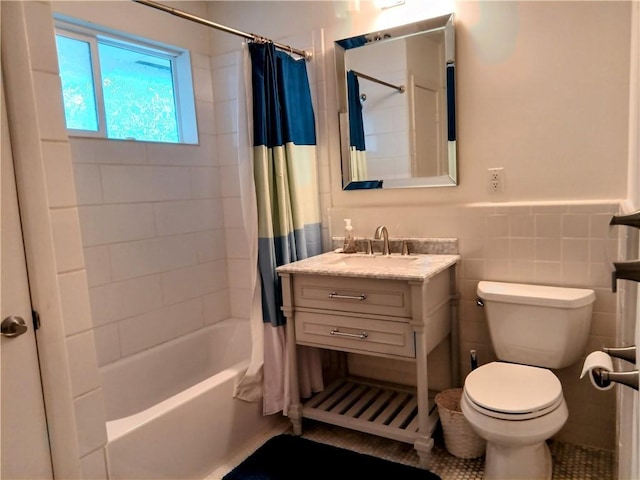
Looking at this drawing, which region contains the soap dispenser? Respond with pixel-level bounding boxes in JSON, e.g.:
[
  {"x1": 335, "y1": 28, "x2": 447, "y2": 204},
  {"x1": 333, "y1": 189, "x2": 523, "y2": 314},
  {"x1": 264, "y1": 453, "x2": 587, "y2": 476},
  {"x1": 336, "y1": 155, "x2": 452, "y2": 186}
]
[{"x1": 342, "y1": 219, "x2": 357, "y2": 253}]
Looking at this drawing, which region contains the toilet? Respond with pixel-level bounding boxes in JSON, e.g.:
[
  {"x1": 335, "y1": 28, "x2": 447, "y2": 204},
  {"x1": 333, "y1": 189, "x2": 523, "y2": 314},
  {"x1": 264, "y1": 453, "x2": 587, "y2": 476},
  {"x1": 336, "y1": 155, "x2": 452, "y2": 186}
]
[{"x1": 461, "y1": 281, "x2": 596, "y2": 480}]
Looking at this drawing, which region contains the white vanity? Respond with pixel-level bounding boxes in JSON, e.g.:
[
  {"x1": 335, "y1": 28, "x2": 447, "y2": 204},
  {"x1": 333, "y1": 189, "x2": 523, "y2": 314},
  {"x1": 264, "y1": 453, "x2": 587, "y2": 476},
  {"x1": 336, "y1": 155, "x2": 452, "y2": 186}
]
[{"x1": 276, "y1": 240, "x2": 459, "y2": 467}]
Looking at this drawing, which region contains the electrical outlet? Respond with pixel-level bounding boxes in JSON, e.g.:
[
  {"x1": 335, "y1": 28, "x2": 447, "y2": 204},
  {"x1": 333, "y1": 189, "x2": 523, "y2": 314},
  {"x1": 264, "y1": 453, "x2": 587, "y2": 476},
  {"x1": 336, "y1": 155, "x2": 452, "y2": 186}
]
[{"x1": 488, "y1": 167, "x2": 504, "y2": 193}]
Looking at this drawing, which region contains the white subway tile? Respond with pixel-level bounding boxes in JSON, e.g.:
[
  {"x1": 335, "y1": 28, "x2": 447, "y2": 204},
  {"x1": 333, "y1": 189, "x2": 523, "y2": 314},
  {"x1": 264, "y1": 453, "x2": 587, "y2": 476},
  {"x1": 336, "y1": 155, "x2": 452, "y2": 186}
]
[
  {"x1": 227, "y1": 258, "x2": 251, "y2": 289},
  {"x1": 220, "y1": 165, "x2": 240, "y2": 198},
  {"x1": 118, "y1": 299, "x2": 204, "y2": 356},
  {"x1": 195, "y1": 101, "x2": 216, "y2": 136},
  {"x1": 229, "y1": 288, "x2": 251, "y2": 319},
  {"x1": 70, "y1": 138, "x2": 147, "y2": 165},
  {"x1": 41, "y1": 141, "x2": 77, "y2": 207},
  {"x1": 217, "y1": 133, "x2": 239, "y2": 166},
  {"x1": 32, "y1": 72, "x2": 67, "y2": 141},
  {"x1": 190, "y1": 52, "x2": 211, "y2": 70},
  {"x1": 192, "y1": 66, "x2": 214, "y2": 102},
  {"x1": 211, "y1": 51, "x2": 239, "y2": 69},
  {"x1": 195, "y1": 230, "x2": 226, "y2": 262},
  {"x1": 73, "y1": 164, "x2": 103, "y2": 205},
  {"x1": 78, "y1": 204, "x2": 156, "y2": 247},
  {"x1": 101, "y1": 165, "x2": 191, "y2": 203},
  {"x1": 74, "y1": 390, "x2": 108, "y2": 457},
  {"x1": 161, "y1": 261, "x2": 226, "y2": 305},
  {"x1": 93, "y1": 324, "x2": 121, "y2": 367},
  {"x1": 222, "y1": 197, "x2": 244, "y2": 228},
  {"x1": 189, "y1": 167, "x2": 220, "y2": 199},
  {"x1": 109, "y1": 234, "x2": 198, "y2": 281},
  {"x1": 80, "y1": 448, "x2": 108, "y2": 480},
  {"x1": 50, "y1": 208, "x2": 85, "y2": 273},
  {"x1": 24, "y1": 1, "x2": 59, "y2": 73},
  {"x1": 89, "y1": 275, "x2": 163, "y2": 326},
  {"x1": 59, "y1": 270, "x2": 93, "y2": 336},
  {"x1": 84, "y1": 246, "x2": 112, "y2": 287},
  {"x1": 146, "y1": 135, "x2": 215, "y2": 166},
  {"x1": 154, "y1": 199, "x2": 222, "y2": 236},
  {"x1": 214, "y1": 99, "x2": 238, "y2": 134},
  {"x1": 66, "y1": 331, "x2": 101, "y2": 397},
  {"x1": 225, "y1": 228, "x2": 249, "y2": 259},
  {"x1": 212, "y1": 64, "x2": 238, "y2": 102},
  {"x1": 203, "y1": 290, "x2": 231, "y2": 324}
]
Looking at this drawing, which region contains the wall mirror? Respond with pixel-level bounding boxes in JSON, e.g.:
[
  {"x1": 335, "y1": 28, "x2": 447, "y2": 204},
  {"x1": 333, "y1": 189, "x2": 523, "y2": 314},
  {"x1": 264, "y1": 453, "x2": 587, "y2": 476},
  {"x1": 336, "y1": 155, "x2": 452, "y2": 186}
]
[{"x1": 335, "y1": 13, "x2": 456, "y2": 190}]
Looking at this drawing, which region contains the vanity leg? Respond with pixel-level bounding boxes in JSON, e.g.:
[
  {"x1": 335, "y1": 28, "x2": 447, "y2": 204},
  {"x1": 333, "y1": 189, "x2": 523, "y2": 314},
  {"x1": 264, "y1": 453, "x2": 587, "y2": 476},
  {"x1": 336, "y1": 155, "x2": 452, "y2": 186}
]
[
  {"x1": 288, "y1": 402, "x2": 303, "y2": 436},
  {"x1": 414, "y1": 436, "x2": 435, "y2": 469},
  {"x1": 283, "y1": 284, "x2": 302, "y2": 435}
]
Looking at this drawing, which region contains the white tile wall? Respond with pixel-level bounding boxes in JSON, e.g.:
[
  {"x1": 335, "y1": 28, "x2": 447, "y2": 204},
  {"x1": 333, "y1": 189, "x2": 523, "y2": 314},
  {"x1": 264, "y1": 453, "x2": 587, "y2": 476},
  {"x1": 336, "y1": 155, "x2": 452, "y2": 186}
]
[
  {"x1": 78, "y1": 203, "x2": 156, "y2": 247},
  {"x1": 58, "y1": 270, "x2": 94, "y2": 336},
  {"x1": 66, "y1": 331, "x2": 102, "y2": 397},
  {"x1": 109, "y1": 234, "x2": 198, "y2": 281},
  {"x1": 89, "y1": 275, "x2": 164, "y2": 326},
  {"x1": 101, "y1": 165, "x2": 191, "y2": 203},
  {"x1": 80, "y1": 448, "x2": 108, "y2": 480},
  {"x1": 73, "y1": 390, "x2": 108, "y2": 457},
  {"x1": 118, "y1": 298, "x2": 204, "y2": 356},
  {"x1": 41, "y1": 141, "x2": 78, "y2": 208},
  {"x1": 50, "y1": 208, "x2": 86, "y2": 273}
]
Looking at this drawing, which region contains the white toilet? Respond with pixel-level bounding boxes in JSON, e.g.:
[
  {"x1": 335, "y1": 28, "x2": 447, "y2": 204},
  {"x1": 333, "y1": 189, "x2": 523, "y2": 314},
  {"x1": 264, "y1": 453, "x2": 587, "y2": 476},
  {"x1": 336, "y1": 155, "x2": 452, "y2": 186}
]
[{"x1": 461, "y1": 281, "x2": 596, "y2": 480}]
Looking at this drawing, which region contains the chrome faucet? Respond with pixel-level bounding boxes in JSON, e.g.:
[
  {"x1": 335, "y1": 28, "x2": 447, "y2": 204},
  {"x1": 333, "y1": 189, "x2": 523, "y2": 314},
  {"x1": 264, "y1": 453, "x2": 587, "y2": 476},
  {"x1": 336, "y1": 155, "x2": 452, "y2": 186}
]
[{"x1": 374, "y1": 225, "x2": 390, "y2": 255}]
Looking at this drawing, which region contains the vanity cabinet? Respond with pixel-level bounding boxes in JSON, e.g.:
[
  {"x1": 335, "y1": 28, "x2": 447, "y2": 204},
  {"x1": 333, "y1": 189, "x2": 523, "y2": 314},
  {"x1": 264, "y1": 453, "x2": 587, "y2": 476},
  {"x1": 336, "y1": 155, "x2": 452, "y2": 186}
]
[{"x1": 277, "y1": 251, "x2": 459, "y2": 467}]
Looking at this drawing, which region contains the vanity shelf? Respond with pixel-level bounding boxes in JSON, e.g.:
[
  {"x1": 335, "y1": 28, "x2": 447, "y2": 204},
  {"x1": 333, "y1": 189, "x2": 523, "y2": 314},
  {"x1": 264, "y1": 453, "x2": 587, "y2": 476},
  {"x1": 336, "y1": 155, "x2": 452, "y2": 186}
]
[
  {"x1": 277, "y1": 249, "x2": 460, "y2": 468},
  {"x1": 302, "y1": 376, "x2": 438, "y2": 445}
]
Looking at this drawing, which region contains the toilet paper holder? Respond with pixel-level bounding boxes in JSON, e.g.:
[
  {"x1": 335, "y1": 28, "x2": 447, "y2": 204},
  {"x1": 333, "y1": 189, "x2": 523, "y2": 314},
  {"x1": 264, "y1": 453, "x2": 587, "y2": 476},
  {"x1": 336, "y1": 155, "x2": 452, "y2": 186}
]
[{"x1": 593, "y1": 346, "x2": 639, "y2": 391}]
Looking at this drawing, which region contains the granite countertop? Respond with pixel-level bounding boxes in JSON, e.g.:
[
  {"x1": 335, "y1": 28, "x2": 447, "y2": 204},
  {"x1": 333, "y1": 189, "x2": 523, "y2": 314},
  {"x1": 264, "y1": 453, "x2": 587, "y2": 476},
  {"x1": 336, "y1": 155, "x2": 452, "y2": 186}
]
[{"x1": 276, "y1": 251, "x2": 460, "y2": 282}]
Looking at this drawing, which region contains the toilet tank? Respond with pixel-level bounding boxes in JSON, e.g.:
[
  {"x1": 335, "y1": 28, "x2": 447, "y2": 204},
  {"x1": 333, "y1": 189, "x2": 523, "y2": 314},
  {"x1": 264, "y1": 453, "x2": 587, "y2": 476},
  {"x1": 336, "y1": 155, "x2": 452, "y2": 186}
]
[{"x1": 477, "y1": 281, "x2": 596, "y2": 369}]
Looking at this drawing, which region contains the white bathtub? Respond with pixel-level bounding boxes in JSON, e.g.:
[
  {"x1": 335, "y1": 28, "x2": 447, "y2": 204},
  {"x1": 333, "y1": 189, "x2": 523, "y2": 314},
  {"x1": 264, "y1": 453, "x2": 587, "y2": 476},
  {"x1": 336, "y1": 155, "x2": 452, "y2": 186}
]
[{"x1": 102, "y1": 319, "x2": 280, "y2": 479}]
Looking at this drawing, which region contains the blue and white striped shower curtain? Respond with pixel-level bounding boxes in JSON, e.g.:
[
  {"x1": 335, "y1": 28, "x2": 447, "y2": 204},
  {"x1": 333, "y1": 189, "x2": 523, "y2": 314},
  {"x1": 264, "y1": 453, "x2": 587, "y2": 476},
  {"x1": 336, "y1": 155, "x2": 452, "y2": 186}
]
[{"x1": 236, "y1": 42, "x2": 324, "y2": 415}]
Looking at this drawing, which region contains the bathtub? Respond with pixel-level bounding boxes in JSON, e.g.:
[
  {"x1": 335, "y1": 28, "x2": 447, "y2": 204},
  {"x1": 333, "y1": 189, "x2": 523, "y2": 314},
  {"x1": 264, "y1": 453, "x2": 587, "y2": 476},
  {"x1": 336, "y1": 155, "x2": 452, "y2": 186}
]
[{"x1": 101, "y1": 319, "x2": 281, "y2": 479}]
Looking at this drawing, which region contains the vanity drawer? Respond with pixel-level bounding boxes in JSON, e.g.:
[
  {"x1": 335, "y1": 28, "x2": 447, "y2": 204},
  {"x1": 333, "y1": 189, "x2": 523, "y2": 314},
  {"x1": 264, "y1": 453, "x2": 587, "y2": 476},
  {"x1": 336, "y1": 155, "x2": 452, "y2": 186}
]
[
  {"x1": 295, "y1": 311, "x2": 415, "y2": 358},
  {"x1": 293, "y1": 275, "x2": 411, "y2": 317}
]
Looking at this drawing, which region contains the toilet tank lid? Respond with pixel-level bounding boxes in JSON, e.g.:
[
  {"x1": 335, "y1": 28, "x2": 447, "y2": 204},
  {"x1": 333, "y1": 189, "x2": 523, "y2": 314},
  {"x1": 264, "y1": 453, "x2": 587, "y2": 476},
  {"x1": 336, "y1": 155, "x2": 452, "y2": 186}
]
[{"x1": 477, "y1": 281, "x2": 595, "y2": 308}]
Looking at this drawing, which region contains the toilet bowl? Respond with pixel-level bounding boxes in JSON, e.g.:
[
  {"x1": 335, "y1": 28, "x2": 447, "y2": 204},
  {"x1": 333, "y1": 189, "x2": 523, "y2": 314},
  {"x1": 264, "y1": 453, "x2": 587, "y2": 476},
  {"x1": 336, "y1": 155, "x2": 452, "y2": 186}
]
[
  {"x1": 462, "y1": 281, "x2": 595, "y2": 480},
  {"x1": 461, "y1": 362, "x2": 568, "y2": 479}
]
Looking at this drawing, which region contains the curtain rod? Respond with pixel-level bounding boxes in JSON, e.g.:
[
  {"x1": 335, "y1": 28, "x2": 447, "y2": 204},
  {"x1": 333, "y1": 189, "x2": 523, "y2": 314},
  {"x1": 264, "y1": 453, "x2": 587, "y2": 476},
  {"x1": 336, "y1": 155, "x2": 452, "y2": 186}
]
[
  {"x1": 352, "y1": 70, "x2": 405, "y2": 93},
  {"x1": 132, "y1": 0, "x2": 312, "y2": 60}
]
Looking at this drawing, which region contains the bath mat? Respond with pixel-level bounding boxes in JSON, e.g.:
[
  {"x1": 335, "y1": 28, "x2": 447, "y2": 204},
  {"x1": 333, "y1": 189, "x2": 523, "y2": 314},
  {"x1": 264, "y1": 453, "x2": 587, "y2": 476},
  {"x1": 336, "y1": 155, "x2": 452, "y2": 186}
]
[{"x1": 223, "y1": 434, "x2": 442, "y2": 480}]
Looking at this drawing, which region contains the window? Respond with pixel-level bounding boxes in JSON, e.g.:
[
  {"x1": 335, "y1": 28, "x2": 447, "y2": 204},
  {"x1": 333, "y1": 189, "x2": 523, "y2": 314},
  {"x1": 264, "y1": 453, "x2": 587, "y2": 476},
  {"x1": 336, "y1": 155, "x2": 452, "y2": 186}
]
[{"x1": 54, "y1": 18, "x2": 198, "y2": 144}]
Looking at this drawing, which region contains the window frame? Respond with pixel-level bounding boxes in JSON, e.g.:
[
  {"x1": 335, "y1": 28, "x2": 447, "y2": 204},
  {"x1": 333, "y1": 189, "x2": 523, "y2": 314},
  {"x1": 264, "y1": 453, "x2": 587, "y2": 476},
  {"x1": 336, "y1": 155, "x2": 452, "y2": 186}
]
[{"x1": 54, "y1": 16, "x2": 198, "y2": 144}]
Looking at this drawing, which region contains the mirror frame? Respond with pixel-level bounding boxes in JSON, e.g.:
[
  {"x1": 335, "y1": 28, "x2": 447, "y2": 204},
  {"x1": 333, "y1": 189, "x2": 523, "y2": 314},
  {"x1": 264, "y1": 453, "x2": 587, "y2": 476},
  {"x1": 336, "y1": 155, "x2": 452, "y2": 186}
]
[{"x1": 335, "y1": 13, "x2": 456, "y2": 190}]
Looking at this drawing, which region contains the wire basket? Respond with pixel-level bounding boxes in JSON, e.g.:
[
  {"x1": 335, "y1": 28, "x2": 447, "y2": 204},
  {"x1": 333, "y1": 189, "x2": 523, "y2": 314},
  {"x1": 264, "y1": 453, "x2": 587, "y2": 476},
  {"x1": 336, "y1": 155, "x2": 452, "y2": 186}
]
[{"x1": 435, "y1": 388, "x2": 485, "y2": 459}]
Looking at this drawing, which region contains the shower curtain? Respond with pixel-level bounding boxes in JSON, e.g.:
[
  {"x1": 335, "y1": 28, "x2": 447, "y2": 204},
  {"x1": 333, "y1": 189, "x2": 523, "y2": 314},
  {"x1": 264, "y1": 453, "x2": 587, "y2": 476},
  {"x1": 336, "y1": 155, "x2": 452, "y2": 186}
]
[
  {"x1": 234, "y1": 42, "x2": 323, "y2": 415},
  {"x1": 347, "y1": 70, "x2": 368, "y2": 180}
]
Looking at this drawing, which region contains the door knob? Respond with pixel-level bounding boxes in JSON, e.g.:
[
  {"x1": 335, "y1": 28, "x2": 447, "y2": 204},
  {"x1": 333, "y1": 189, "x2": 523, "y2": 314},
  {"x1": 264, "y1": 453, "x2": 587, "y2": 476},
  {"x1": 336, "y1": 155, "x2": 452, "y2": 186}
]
[{"x1": 1, "y1": 316, "x2": 28, "y2": 338}]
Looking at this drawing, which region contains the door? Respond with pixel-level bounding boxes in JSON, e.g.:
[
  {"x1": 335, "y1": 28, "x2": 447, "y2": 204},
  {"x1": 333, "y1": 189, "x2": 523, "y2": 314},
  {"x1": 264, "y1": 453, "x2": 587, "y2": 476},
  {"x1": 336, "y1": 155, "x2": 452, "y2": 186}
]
[{"x1": 1, "y1": 72, "x2": 53, "y2": 479}]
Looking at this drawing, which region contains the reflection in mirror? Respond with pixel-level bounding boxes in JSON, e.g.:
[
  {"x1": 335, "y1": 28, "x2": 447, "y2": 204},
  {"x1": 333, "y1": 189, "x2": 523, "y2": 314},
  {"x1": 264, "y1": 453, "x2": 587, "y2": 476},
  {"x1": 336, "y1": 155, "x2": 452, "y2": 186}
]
[{"x1": 335, "y1": 13, "x2": 456, "y2": 190}]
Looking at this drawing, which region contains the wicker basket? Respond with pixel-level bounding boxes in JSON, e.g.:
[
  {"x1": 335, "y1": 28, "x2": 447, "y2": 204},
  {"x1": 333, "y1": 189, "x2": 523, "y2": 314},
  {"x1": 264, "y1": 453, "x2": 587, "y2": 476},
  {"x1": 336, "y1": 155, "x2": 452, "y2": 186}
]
[{"x1": 435, "y1": 388, "x2": 485, "y2": 459}]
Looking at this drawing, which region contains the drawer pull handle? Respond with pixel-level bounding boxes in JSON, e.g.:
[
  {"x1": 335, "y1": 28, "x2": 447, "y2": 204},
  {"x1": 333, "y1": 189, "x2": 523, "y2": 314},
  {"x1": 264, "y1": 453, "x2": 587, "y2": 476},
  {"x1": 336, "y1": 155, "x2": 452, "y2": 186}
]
[
  {"x1": 330, "y1": 329, "x2": 368, "y2": 340},
  {"x1": 328, "y1": 292, "x2": 367, "y2": 301}
]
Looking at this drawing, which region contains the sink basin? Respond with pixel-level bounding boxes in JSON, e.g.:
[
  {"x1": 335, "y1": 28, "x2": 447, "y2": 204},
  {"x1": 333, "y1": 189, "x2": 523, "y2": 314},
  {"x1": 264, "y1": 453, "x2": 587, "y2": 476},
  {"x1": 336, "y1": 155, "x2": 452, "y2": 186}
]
[{"x1": 327, "y1": 254, "x2": 419, "y2": 269}]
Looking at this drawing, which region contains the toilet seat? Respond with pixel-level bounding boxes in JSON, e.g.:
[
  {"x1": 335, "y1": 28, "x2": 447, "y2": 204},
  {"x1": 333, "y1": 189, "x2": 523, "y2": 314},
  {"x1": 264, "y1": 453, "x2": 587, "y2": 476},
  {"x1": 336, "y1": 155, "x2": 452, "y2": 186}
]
[{"x1": 464, "y1": 362, "x2": 563, "y2": 421}]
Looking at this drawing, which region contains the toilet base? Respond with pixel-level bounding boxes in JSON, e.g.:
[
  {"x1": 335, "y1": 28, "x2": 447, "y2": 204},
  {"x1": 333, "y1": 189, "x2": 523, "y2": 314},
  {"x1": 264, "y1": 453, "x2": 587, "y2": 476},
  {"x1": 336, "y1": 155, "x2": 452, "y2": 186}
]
[{"x1": 484, "y1": 440, "x2": 552, "y2": 480}]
